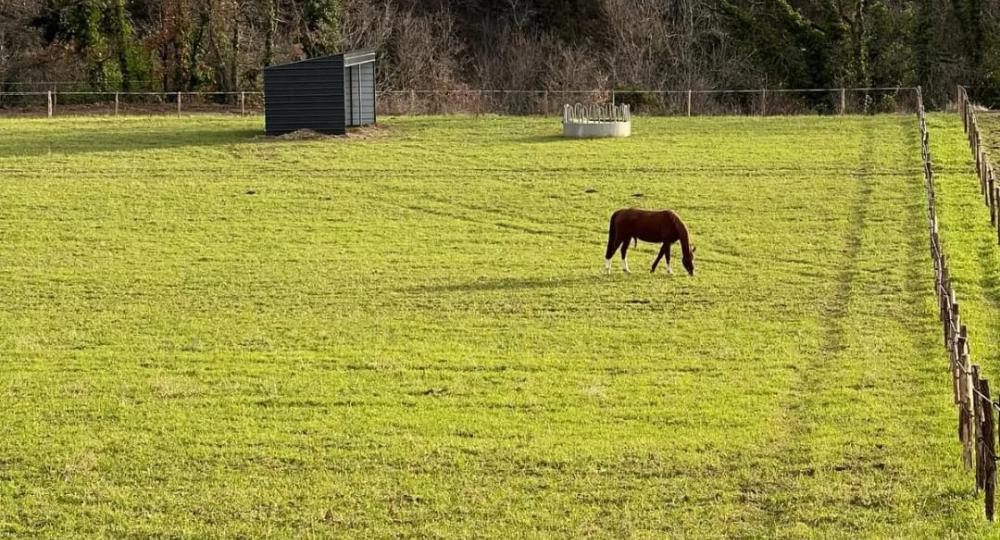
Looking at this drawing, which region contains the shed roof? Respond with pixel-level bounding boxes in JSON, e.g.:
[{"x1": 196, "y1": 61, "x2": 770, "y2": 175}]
[
  {"x1": 263, "y1": 49, "x2": 375, "y2": 73},
  {"x1": 343, "y1": 50, "x2": 376, "y2": 67}
]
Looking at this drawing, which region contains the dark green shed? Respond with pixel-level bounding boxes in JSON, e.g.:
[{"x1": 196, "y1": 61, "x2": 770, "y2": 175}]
[{"x1": 263, "y1": 50, "x2": 376, "y2": 136}]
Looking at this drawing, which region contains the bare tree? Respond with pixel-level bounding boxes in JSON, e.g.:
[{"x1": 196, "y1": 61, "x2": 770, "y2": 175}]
[
  {"x1": 340, "y1": 0, "x2": 396, "y2": 86},
  {"x1": 390, "y1": 7, "x2": 463, "y2": 91}
]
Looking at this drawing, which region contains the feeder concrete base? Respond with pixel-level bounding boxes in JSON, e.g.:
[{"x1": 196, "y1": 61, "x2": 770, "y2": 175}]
[{"x1": 562, "y1": 121, "x2": 631, "y2": 138}]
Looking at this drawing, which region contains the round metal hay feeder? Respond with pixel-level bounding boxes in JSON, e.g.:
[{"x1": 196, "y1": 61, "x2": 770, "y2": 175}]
[{"x1": 562, "y1": 103, "x2": 631, "y2": 138}]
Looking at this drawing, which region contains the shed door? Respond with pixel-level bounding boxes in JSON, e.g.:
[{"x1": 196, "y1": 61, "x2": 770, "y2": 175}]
[{"x1": 344, "y1": 63, "x2": 373, "y2": 127}]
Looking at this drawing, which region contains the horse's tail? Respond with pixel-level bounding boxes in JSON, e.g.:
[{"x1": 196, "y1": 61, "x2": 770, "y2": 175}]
[{"x1": 605, "y1": 212, "x2": 618, "y2": 259}]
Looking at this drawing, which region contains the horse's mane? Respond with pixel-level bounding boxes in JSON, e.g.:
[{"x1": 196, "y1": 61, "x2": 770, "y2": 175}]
[{"x1": 670, "y1": 211, "x2": 693, "y2": 258}]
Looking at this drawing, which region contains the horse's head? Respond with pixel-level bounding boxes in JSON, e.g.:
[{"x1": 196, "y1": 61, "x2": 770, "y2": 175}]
[{"x1": 683, "y1": 245, "x2": 696, "y2": 276}]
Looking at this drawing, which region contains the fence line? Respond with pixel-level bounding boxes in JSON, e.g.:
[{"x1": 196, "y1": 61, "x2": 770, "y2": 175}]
[
  {"x1": 921, "y1": 86, "x2": 997, "y2": 521},
  {"x1": 0, "y1": 86, "x2": 918, "y2": 118},
  {"x1": 0, "y1": 91, "x2": 260, "y2": 96},
  {"x1": 957, "y1": 86, "x2": 1000, "y2": 244}
]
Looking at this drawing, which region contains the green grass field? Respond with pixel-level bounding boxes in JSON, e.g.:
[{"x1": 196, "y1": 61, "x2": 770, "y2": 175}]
[{"x1": 0, "y1": 113, "x2": 991, "y2": 537}]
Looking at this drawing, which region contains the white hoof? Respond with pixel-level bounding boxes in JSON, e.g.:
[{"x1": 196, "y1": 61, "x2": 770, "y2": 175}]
[{"x1": 665, "y1": 265, "x2": 673, "y2": 275}]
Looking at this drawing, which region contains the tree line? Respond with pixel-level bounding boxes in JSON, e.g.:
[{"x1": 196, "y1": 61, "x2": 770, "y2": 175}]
[{"x1": 1, "y1": 0, "x2": 997, "y2": 108}]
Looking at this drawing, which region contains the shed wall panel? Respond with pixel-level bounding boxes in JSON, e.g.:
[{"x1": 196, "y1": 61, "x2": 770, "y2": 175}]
[
  {"x1": 360, "y1": 63, "x2": 375, "y2": 124},
  {"x1": 264, "y1": 55, "x2": 346, "y2": 135}
]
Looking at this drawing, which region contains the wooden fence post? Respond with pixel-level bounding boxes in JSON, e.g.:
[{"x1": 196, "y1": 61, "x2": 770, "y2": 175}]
[
  {"x1": 982, "y1": 378, "x2": 996, "y2": 522},
  {"x1": 941, "y1": 263, "x2": 951, "y2": 346},
  {"x1": 994, "y1": 185, "x2": 1000, "y2": 245},
  {"x1": 959, "y1": 86, "x2": 965, "y2": 131},
  {"x1": 965, "y1": 90, "x2": 969, "y2": 132},
  {"x1": 950, "y1": 308, "x2": 959, "y2": 405},
  {"x1": 995, "y1": 186, "x2": 1000, "y2": 245},
  {"x1": 980, "y1": 152, "x2": 988, "y2": 197},
  {"x1": 951, "y1": 305, "x2": 961, "y2": 401},
  {"x1": 47, "y1": 90, "x2": 52, "y2": 118},
  {"x1": 543, "y1": 90, "x2": 549, "y2": 116},
  {"x1": 176, "y1": 92, "x2": 182, "y2": 116},
  {"x1": 989, "y1": 168, "x2": 996, "y2": 224},
  {"x1": 761, "y1": 88, "x2": 766, "y2": 116},
  {"x1": 687, "y1": 89, "x2": 692, "y2": 117},
  {"x1": 941, "y1": 289, "x2": 950, "y2": 349},
  {"x1": 977, "y1": 133, "x2": 983, "y2": 179},
  {"x1": 973, "y1": 130, "x2": 979, "y2": 175},
  {"x1": 957, "y1": 324, "x2": 967, "y2": 412},
  {"x1": 240, "y1": 91, "x2": 246, "y2": 116},
  {"x1": 974, "y1": 365, "x2": 985, "y2": 491},
  {"x1": 950, "y1": 300, "x2": 960, "y2": 349},
  {"x1": 840, "y1": 88, "x2": 846, "y2": 115},
  {"x1": 114, "y1": 92, "x2": 119, "y2": 116},
  {"x1": 981, "y1": 151, "x2": 986, "y2": 194},
  {"x1": 961, "y1": 327, "x2": 975, "y2": 468}
]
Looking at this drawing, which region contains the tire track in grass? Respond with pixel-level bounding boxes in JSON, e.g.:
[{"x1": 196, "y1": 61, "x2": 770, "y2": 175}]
[
  {"x1": 820, "y1": 148, "x2": 874, "y2": 355},
  {"x1": 374, "y1": 184, "x2": 600, "y2": 241},
  {"x1": 376, "y1": 198, "x2": 585, "y2": 243},
  {"x1": 746, "y1": 117, "x2": 876, "y2": 534},
  {"x1": 762, "y1": 117, "x2": 973, "y2": 534}
]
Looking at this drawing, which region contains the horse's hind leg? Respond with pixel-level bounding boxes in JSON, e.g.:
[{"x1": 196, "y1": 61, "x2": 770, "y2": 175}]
[
  {"x1": 605, "y1": 238, "x2": 623, "y2": 274},
  {"x1": 604, "y1": 222, "x2": 623, "y2": 274},
  {"x1": 620, "y1": 238, "x2": 631, "y2": 273}
]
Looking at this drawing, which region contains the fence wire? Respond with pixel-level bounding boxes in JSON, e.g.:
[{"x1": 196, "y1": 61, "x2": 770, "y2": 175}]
[{"x1": 0, "y1": 87, "x2": 919, "y2": 118}]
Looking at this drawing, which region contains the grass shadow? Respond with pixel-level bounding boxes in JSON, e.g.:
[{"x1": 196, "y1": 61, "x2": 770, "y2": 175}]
[
  {"x1": 516, "y1": 134, "x2": 573, "y2": 144},
  {"x1": 0, "y1": 125, "x2": 261, "y2": 158}
]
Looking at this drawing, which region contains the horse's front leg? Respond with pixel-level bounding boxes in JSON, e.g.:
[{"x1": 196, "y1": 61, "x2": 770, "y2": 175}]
[
  {"x1": 651, "y1": 244, "x2": 666, "y2": 273},
  {"x1": 664, "y1": 242, "x2": 674, "y2": 275}
]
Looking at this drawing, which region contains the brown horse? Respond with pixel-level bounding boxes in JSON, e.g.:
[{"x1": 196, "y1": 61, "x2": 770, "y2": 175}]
[{"x1": 604, "y1": 208, "x2": 696, "y2": 275}]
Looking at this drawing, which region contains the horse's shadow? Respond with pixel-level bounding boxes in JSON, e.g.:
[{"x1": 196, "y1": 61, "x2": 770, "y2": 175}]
[{"x1": 403, "y1": 275, "x2": 601, "y2": 294}]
